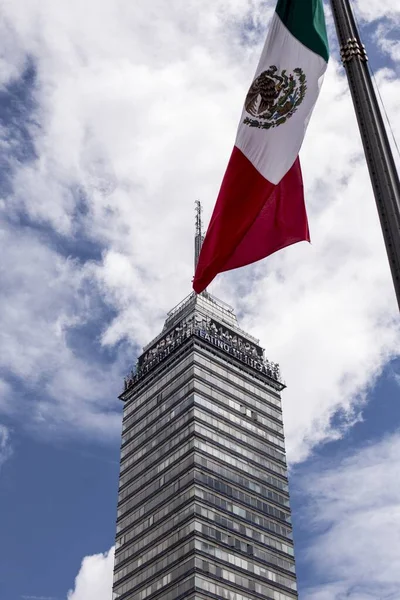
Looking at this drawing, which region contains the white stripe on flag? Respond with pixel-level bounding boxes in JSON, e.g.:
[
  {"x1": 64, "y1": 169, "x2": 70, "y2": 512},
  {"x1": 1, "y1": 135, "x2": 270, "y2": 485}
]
[{"x1": 235, "y1": 13, "x2": 327, "y2": 185}]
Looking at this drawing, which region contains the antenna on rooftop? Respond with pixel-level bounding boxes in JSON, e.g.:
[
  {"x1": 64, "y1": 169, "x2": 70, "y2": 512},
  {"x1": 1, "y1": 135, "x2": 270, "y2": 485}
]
[{"x1": 194, "y1": 200, "x2": 204, "y2": 273}]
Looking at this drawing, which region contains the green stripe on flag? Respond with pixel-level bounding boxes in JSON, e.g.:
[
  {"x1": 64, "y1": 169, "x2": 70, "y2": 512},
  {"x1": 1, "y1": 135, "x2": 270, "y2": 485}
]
[{"x1": 276, "y1": 0, "x2": 329, "y2": 62}]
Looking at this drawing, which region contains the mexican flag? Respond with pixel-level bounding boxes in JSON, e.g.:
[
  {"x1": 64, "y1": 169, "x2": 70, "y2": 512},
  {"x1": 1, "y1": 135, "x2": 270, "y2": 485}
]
[{"x1": 193, "y1": 0, "x2": 329, "y2": 294}]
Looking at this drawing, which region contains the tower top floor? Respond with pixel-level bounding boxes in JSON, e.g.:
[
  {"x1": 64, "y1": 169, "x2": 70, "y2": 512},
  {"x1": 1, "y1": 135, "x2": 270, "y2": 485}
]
[{"x1": 122, "y1": 290, "x2": 284, "y2": 399}]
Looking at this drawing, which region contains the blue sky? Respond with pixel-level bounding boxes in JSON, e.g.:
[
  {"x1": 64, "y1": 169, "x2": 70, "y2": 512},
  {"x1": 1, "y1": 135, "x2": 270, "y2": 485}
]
[{"x1": 0, "y1": 1, "x2": 399, "y2": 599}]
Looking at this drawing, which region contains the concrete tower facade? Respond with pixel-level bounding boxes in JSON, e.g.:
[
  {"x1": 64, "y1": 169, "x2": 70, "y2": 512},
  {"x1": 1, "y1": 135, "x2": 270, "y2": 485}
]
[{"x1": 112, "y1": 290, "x2": 297, "y2": 600}]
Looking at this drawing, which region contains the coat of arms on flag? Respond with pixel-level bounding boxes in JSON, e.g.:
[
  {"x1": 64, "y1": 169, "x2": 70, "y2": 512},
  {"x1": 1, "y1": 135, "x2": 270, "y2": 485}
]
[{"x1": 244, "y1": 66, "x2": 307, "y2": 130}]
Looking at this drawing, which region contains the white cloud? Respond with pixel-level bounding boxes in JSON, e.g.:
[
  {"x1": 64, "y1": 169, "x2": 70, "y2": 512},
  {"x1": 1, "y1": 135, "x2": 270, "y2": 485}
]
[
  {"x1": 0, "y1": 222, "x2": 122, "y2": 441},
  {"x1": 0, "y1": 0, "x2": 398, "y2": 459},
  {"x1": 354, "y1": 0, "x2": 400, "y2": 65},
  {"x1": 354, "y1": 0, "x2": 400, "y2": 23},
  {"x1": 0, "y1": 424, "x2": 12, "y2": 469},
  {"x1": 302, "y1": 433, "x2": 400, "y2": 599},
  {"x1": 374, "y1": 23, "x2": 400, "y2": 64},
  {"x1": 67, "y1": 547, "x2": 114, "y2": 600}
]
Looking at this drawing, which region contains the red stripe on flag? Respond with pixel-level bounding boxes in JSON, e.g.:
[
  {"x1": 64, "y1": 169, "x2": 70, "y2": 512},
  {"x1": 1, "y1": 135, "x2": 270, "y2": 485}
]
[{"x1": 193, "y1": 146, "x2": 309, "y2": 293}]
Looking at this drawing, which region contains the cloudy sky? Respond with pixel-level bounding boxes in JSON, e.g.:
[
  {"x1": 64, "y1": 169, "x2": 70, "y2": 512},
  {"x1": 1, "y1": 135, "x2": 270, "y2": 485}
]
[{"x1": 0, "y1": 0, "x2": 399, "y2": 598}]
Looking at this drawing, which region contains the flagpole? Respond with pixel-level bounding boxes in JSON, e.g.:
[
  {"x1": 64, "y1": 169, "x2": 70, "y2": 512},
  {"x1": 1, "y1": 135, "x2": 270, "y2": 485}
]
[{"x1": 330, "y1": 0, "x2": 400, "y2": 311}]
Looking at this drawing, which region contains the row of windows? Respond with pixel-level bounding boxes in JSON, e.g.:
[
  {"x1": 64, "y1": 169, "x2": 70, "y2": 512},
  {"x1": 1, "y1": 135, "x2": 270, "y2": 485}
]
[
  {"x1": 120, "y1": 409, "x2": 193, "y2": 474},
  {"x1": 196, "y1": 573, "x2": 296, "y2": 600},
  {"x1": 195, "y1": 435, "x2": 287, "y2": 481},
  {"x1": 115, "y1": 496, "x2": 293, "y2": 571},
  {"x1": 113, "y1": 565, "x2": 194, "y2": 600},
  {"x1": 193, "y1": 346, "x2": 280, "y2": 392},
  {"x1": 196, "y1": 558, "x2": 297, "y2": 600},
  {"x1": 115, "y1": 514, "x2": 294, "y2": 586},
  {"x1": 195, "y1": 471, "x2": 290, "y2": 522},
  {"x1": 193, "y1": 354, "x2": 283, "y2": 413},
  {"x1": 196, "y1": 487, "x2": 293, "y2": 541},
  {"x1": 196, "y1": 539, "x2": 296, "y2": 591},
  {"x1": 119, "y1": 424, "x2": 194, "y2": 490},
  {"x1": 197, "y1": 522, "x2": 295, "y2": 575},
  {"x1": 121, "y1": 380, "x2": 194, "y2": 446},
  {"x1": 195, "y1": 391, "x2": 284, "y2": 463},
  {"x1": 195, "y1": 504, "x2": 294, "y2": 559},
  {"x1": 115, "y1": 503, "x2": 195, "y2": 566},
  {"x1": 114, "y1": 532, "x2": 295, "y2": 600},
  {"x1": 117, "y1": 491, "x2": 292, "y2": 577},
  {"x1": 120, "y1": 409, "x2": 286, "y2": 507},
  {"x1": 194, "y1": 374, "x2": 283, "y2": 434},
  {"x1": 194, "y1": 408, "x2": 289, "y2": 489},
  {"x1": 113, "y1": 541, "x2": 195, "y2": 597},
  {"x1": 120, "y1": 432, "x2": 288, "y2": 512},
  {"x1": 132, "y1": 574, "x2": 194, "y2": 600},
  {"x1": 122, "y1": 333, "x2": 282, "y2": 427},
  {"x1": 115, "y1": 498, "x2": 294, "y2": 570},
  {"x1": 116, "y1": 482, "x2": 195, "y2": 535},
  {"x1": 121, "y1": 395, "x2": 193, "y2": 461},
  {"x1": 122, "y1": 352, "x2": 283, "y2": 442},
  {"x1": 236, "y1": 404, "x2": 284, "y2": 439},
  {"x1": 121, "y1": 394, "x2": 286, "y2": 485},
  {"x1": 194, "y1": 390, "x2": 286, "y2": 464},
  {"x1": 195, "y1": 451, "x2": 288, "y2": 496},
  {"x1": 123, "y1": 364, "x2": 193, "y2": 434},
  {"x1": 117, "y1": 455, "x2": 194, "y2": 518},
  {"x1": 114, "y1": 521, "x2": 197, "y2": 584},
  {"x1": 123, "y1": 347, "x2": 283, "y2": 440},
  {"x1": 123, "y1": 356, "x2": 188, "y2": 419},
  {"x1": 195, "y1": 420, "x2": 287, "y2": 479},
  {"x1": 119, "y1": 439, "x2": 194, "y2": 503},
  {"x1": 194, "y1": 395, "x2": 284, "y2": 450},
  {"x1": 118, "y1": 456, "x2": 288, "y2": 540},
  {"x1": 123, "y1": 354, "x2": 193, "y2": 421},
  {"x1": 123, "y1": 370, "x2": 283, "y2": 462}
]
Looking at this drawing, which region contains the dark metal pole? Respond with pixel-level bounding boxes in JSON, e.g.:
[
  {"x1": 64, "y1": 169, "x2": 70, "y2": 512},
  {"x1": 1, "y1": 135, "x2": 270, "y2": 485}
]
[{"x1": 330, "y1": 0, "x2": 400, "y2": 311}]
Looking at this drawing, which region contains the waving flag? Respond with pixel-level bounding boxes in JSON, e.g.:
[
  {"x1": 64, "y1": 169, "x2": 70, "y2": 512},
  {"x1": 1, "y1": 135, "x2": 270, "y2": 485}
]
[{"x1": 193, "y1": 0, "x2": 329, "y2": 293}]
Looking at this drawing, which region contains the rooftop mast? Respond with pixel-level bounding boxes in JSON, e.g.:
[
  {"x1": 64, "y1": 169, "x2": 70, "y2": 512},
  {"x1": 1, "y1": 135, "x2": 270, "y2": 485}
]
[
  {"x1": 330, "y1": 0, "x2": 400, "y2": 310},
  {"x1": 194, "y1": 200, "x2": 204, "y2": 274}
]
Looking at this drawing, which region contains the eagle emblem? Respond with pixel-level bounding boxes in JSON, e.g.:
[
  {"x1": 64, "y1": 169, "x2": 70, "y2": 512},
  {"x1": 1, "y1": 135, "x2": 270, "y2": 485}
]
[{"x1": 243, "y1": 65, "x2": 307, "y2": 130}]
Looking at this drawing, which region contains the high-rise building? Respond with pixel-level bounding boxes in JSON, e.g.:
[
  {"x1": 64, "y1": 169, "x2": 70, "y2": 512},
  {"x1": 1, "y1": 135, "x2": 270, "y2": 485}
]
[{"x1": 112, "y1": 286, "x2": 297, "y2": 600}]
